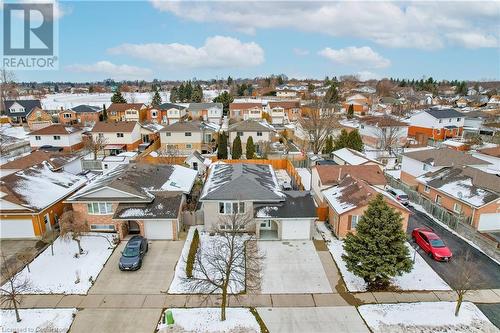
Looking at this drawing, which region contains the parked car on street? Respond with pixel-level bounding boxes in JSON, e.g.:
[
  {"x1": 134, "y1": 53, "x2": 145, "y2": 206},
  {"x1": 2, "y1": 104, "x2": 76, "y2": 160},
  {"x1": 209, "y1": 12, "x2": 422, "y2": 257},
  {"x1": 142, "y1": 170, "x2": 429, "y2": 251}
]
[
  {"x1": 386, "y1": 187, "x2": 409, "y2": 205},
  {"x1": 119, "y1": 235, "x2": 148, "y2": 271},
  {"x1": 412, "y1": 227, "x2": 453, "y2": 261}
]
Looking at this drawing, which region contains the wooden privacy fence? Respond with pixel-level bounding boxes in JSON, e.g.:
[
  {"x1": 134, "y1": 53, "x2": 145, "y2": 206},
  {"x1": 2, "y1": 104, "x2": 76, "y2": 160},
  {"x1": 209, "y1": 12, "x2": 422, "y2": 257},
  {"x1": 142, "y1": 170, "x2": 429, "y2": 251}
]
[{"x1": 317, "y1": 207, "x2": 328, "y2": 221}]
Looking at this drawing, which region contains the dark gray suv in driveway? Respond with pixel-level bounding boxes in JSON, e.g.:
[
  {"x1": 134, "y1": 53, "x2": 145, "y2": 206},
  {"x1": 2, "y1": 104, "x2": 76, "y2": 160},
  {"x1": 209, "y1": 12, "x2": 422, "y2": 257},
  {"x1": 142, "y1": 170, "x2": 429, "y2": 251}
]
[{"x1": 119, "y1": 235, "x2": 148, "y2": 271}]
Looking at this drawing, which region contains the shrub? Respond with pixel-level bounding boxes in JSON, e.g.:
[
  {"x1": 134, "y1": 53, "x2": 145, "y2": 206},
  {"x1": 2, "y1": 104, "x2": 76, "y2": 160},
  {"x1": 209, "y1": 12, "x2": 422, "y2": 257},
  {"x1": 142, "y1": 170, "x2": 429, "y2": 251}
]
[{"x1": 186, "y1": 229, "x2": 200, "y2": 278}]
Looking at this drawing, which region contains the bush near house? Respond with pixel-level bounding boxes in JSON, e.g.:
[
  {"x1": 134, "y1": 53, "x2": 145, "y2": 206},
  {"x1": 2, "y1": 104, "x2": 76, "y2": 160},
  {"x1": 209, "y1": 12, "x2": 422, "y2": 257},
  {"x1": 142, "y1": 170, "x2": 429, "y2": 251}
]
[{"x1": 186, "y1": 229, "x2": 200, "y2": 278}]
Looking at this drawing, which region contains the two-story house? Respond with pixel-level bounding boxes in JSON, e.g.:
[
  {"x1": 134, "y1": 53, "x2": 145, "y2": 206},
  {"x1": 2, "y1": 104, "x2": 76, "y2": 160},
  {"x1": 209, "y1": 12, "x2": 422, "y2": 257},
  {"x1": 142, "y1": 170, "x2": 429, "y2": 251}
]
[
  {"x1": 26, "y1": 107, "x2": 54, "y2": 130},
  {"x1": 268, "y1": 100, "x2": 301, "y2": 123},
  {"x1": 28, "y1": 124, "x2": 84, "y2": 152},
  {"x1": 229, "y1": 102, "x2": 263, "y2": 121},
  {"x1": 66, "y1": 163, "x2": 198, "y2": 239},
  {"x1": 158, "y1": 103, "x2": 188, "y2": 124},
  {"x1": 400, "y1": 147, "x2": 490, "y2": 187},
  {"x1": 59, "y1": 105, "x2": 102, "y2": 126},
  {"x1": 159, "y1": 121, "x2": 218, "y2": 155},
  {"x1": 3, "y1": 100, "x2": 42, "y2": 124},
  {"x1": 91, "y1": 121, "x2": 142, "y2": 154},
  {"x1": 107, "y1": 103, "x2": 147, "y2": 122},
  {"x1": 322, "y1": 175, "x2": 410, "y2": 238},
  {"x1": 358, "y1": 116, "x2": 409, "y2": 149},
  {"x1": 228, "y1": 120, "x2": 275, "y2": 155},
  {"x1": 407, "y1": 108, "x2": 464, "y2": 142},
  {"x1": 187, "y1": 103, "x2": 223, "y2": 124},
  {"x1": 200, "y1": 163, "x2": 317, "y2": 240},
  {"x1": 343, "y1": 94, "x2": 370, "y2": 113}
]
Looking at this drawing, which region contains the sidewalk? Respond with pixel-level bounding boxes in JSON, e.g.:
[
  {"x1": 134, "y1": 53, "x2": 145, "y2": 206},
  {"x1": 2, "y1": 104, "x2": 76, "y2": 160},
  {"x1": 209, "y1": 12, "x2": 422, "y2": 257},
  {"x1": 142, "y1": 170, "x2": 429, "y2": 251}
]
[{"x1": 7, "y1": 289, "x2": 500, "y2": 310}]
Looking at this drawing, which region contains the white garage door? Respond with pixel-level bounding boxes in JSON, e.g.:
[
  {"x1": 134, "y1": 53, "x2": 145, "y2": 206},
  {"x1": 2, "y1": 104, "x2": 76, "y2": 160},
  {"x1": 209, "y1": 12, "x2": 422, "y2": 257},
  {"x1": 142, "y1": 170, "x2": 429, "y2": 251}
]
[
  {"x1": 478, "y1": 213, "x2": 500, "y2": 232},
  {"x1": 144, "y1": 220, "x2": 173, "y2": 240},
  {"x1": 0, "y1": 218, "x2": 35, "y2": 239},
  {"x1": 281, "y1": 219, "x2": 312, "y2": 240}
]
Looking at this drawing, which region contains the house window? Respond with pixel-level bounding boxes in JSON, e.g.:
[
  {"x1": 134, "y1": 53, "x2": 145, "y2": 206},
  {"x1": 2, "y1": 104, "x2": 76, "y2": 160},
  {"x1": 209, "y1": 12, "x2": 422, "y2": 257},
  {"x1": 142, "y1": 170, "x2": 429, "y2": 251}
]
[
  {"x1": 219, "y1": 224, "x2": 245, "y2": 231},
  {"x1": 186, "y1": 144, "x2": 192, "y2": 149},
  {"x1": 185, "y1": 132, "x2": 192, "y2": 136},
  {"x1": 90, "y1": 224, "x2": 115, "y2": 231},
  {"x1": 63, "y1": 113, "x2": 72, "y2": 118},
  {"x1": 351, "y1": 215, "x2": 361, "y2": 229},
  {"x1": 439, "y1": 119, "x2": 443, "y2": 123},
  {"x1": 435, "y1": 195, "x2": 442, "y2": 206},
  {"x1": 457, "y1": 118, "x2": 461, "y2": 121},
  {"x1": 424, "y1": 185, "x2": 430, "y2": 193},
  {"x1": 453, "y1": 203, "x2": 462, "y2": 213},
  {"x1": 218, "y1": 201, "x2": 245, "y2": 215},
  {"x1": 53, "y1": 135, "x2": 61, "y2": 140},
  {"x1": 104, "y1": 164, "x2": 109, "y2": 169},
  {"x1": 116, "y1": 133, "x2": 124, "y2": 138},
  {"x1": 423, "y1": 164, "x2": 429, "y2": 171},
  {"x1": 35, "y1": 135, "x2": 41, "y2": 140},
  {"x1": 98, "y1": 133, "x2": 104, "y2": 138},
  {"x1": 193, "y1": 162, "x2": 198, "y2": 170},
  {"x1": 87, "y1": 202, "x2": 113, "y2": 215},
  {"x1": 166, "y1": 132, "x2": 171, "y2": 137},
  {"x1": 449, "y1": 119, "x2": 452, "y2": 122},
  {"x1": 257, "y1": 131, "x2": 263, "y2": 137},
  {"x1": 360, "y1": 125, "x2": 365, "y2": 129},
  {"x1": 151, "y1": 110, "x2": 157, "y2": 117},
  {"x1": 237, "y1": 131, "x2": 243, "y2": 137}
]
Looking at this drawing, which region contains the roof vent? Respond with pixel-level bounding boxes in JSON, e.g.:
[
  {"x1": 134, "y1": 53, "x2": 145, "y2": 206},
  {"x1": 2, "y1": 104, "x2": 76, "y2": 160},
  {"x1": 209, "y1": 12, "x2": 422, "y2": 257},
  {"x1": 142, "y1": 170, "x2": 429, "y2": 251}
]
[{"x1": 457, "y1": 191, "x2": 463, "y2": 199}]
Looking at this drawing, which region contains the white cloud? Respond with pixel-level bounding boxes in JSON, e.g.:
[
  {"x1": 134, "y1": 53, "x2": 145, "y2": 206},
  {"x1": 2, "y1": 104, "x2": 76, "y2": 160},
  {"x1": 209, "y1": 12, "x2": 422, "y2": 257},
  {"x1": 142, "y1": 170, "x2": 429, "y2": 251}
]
[
  {"x1": 107, "y1": 36, "x2": 264, "y2": 69},
  {"x1": 66, "y1": 61, "x2": 153, "y2": 80},
  {"x1": 319, "y1": 46, "x2": 391, "y2": 69},
  {"x1": 446, "y1": 32, "x2": 498, "y2": 49},
  {"x1": 150, "y1": 1, "x2": 499, "y2": 50},
  {"x1": 293, "y1": 48, "x2": 310, "y2": 56},
  {"x1": 356, "y1": 71, "x2": 383, "y2": 82}
]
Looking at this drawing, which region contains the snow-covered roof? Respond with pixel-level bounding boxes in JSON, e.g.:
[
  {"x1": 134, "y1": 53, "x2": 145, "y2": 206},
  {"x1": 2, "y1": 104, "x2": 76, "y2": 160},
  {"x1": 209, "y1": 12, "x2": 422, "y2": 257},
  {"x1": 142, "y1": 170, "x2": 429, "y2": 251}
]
[{"x1": 333, "y1": 148, "x2": 381, "y2": 166}]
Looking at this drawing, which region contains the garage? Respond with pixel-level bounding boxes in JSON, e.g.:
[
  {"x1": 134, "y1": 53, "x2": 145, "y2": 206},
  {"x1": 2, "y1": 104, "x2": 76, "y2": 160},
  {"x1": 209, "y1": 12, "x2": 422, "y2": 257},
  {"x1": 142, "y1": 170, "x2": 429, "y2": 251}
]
[
  {"x1": 0, "y1": 218, "x2": 36, "y2": 239},
  {"x1": 281, "y1": 219, "x2": 314, "y2": 240},
  {"x1": 143, "y1": 219, "x2": 174, "y2": 240},
  {"x1": 478, "y1": 213, "x2": 500, "y2": 232}
]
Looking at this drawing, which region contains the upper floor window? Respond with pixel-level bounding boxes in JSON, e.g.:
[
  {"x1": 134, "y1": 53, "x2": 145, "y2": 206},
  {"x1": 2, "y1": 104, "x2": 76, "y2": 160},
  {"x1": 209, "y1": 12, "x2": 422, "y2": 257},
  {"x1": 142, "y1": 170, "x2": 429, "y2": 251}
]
[
  {"x1": 151, "y1": 110, "x2": 157, "y2": 117},
  {"x1": 439, "y1": 119, "x2": 443, "y2": 123},
  {"x1": 87, "y1": 202, "x2": 113, "y2": 215},
  {"x1": 218, "y1": 201, "x2": 245, "y2": 215},
  {"x1": 117, "y1": 133, "x2": 124, "y2": 138},
  {"x1": 457, "y1": 118, "x2": 461, "y2": 121},
  {"x1": 424, "y1": 185, "x2": 431, "y2": 193},
  {"x1": 98, "y1": 133, "x2": 104, "y2": 138},
  {"x1": 166, "y1": 132, "x2": 171, "y2": 137},
  {"x1": 185, "y1": 132, "x2": 192, "y2": 137},
  {"x1": 63, "y1": 113, "x2": 72, "y2": 118},
  {"x1": 257, "y1": 131, "x2": 263, "y2": 137},
  {"x1": 237, "y1": 131, "x2": 243, "y2": 137},
  {"x1": 53, "y1": 135, "x2": 61, "y2": 140},
  {"x1": 350, "y1": 215, "x2": 361, "y2": 229},
  {"x1": 35, "y1": 135, "x2": 41, "y2": 140}
]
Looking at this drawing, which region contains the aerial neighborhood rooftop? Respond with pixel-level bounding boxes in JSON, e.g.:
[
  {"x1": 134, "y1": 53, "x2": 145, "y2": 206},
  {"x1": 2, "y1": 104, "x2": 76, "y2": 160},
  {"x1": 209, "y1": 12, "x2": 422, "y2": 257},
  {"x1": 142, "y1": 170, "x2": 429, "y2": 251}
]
[{"x1": 0, "y1": 2, "x2": 499, "y2": 330}]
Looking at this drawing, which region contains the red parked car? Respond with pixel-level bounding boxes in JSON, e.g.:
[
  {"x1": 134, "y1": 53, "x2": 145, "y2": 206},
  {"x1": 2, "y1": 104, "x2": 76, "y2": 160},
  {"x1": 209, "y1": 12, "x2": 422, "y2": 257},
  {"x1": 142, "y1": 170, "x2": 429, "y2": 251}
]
[{"x1": 412, "y1": 228, "x2": 453, "y2": 261}]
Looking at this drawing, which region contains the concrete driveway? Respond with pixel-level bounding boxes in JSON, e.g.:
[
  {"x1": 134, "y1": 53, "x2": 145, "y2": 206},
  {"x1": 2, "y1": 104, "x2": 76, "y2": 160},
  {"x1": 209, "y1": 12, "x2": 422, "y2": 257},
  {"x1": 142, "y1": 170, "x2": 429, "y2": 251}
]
[
  {"x1": 258, "y1": 307, "x2": 369, "y2": 333},
  {"x1": 259, "y1": 241, "x2": 332, "y2": 294},
  {"x1": 71, "y1": 308, "x2": 162, "y2": 333},
  {"x1": 89, "y1": 240, "x2": 184, "y2": 295},
  {"x1": 408, "y1": 208, "x2": 500, "y2": 289}
]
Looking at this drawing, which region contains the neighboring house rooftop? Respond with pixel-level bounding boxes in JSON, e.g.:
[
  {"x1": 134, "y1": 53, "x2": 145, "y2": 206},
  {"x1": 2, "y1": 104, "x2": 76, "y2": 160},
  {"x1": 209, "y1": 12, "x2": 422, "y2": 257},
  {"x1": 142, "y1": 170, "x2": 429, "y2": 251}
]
[
  {"x1": 314, "y1": 165, "x2": 386, "y2": 186},
  {"x1": 360, "y1": 116, "x2": 408, "y2": 127},
  {"x1": 29, "y1": 124, "x2": 83, "y2": 136},
  {"x1": 333, "y1": 148, "x2": 382, "y2": 166},
  {"x1": 107, "y1": 103, "x2": 145, "y2": 112},
  {"x1": 69, "y1": 105, "x2": 102, "y2": 113},
  {"x1": 417, "y1": 166, "x2": 500, "y2": 207},
  {"x1": 228, "y1": 119, "x2": 275, "y2": 132},
  {"x1": 0, "y1": 162, "x2": 86, "y2": 212},
  {"x1": 158, "y1": 102, "x2": 186, "y2": 110},
  {"x1": 268, "y1": 101, "x2": 300, "y2": 109},
  {"x1": 200, "y1": 163, "x2": 284, "y2": 201},
  {"x1": 3, "y1": 100, "x2": 42, "y2": 117},
  {"x1": 403, "y1": 147, "x2": 490, "y2": 166},
  {"x1": 91, "y1": 121, "x2": 138, "y2": 133},
  {"x1": 424, "y1": 108, "x2": 464, "y2": 119},
  {"x1": 68, "y1": 163, "x2": 197, "y2": 202},
  {"x1": 187, "y1": 103, "x2": 223, "y2": 112},
  {"x1": 229, "y1": 102, "x2": 262, "y2": 110},
  {"x1": 140, "y1": 122, "x2": 164, "y2": 133},
  {"x1": 1, "y1": 151, "x2": 81, "y2": 171},
  {"x1": 477, "y1": 146, "x2": 500, "y2": 158},
  {"x1": 113, "y1": 191, "x2": 183, "y2": 220},
  {"x1": 254, "y1": 191, "x2": 317, "y2": 219},
  {"x1": 160, "y1": 120, "x2": 219, "y2": 132}
]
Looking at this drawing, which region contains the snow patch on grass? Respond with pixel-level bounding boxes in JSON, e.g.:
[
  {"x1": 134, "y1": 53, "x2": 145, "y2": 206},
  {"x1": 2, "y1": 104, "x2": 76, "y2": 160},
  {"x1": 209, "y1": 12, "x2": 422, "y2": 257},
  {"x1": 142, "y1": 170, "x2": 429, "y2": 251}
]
[
  {"x1": 4, "y1": 233, "x2": 116, "y2": 294},
  {"x1": 157, "y1": 308, "x2": 260, "y2": 333},
  {"x1": 358, "y1": 302, "x2": 498, "y2": 333},
  {"x1": 0, "y1": 309, "x2": 76, "y2": 333}
]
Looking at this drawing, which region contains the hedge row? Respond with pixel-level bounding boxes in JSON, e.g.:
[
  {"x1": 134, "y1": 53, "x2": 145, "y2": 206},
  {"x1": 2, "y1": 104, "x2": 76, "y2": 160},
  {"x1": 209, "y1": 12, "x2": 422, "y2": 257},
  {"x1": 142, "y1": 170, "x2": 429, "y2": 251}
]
[{"x1": 186, "y1": 228, "x2": 200, "y2": 278}]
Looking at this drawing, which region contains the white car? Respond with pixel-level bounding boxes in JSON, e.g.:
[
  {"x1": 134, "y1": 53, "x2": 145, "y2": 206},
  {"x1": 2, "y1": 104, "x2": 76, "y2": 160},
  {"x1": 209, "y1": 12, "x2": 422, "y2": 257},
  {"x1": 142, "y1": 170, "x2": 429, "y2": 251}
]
[{"x1": 386, "y1": 187, "x2": 409, "y2": 206}]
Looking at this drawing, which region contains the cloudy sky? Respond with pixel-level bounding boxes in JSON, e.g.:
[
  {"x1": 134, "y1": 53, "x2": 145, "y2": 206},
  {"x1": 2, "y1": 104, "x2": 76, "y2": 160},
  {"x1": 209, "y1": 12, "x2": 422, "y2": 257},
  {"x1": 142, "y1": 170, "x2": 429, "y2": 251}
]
[{"x1": 9, "y1": 1, "x2": 500, "y2": 82}]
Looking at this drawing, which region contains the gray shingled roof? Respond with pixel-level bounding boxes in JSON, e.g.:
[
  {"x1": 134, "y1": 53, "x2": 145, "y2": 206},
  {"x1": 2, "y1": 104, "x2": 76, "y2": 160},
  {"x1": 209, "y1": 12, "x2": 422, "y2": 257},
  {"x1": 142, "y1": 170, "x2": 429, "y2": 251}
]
[
  {"x1": 70, "y1": 105, "x2": 102, "y2": 113},
  {"x1": 200, "y1": 163, "x2": 284, "y2": 201},
  {"x1": 188, "y1": 103, "x2": 222, "y2": 112},
  {"x1": 4, "y1": 100, "x2": 42, "y2": 117},
  {"x1": 403, "y1": 148, "x2": 490, "y2": 166},
  {"x1": 228, "y1": 119, "x2": 275, "y2": 132},
  {"x1": 158, "y1": 102, "x2": 186, "y2": 110},
  {"x1": 160, "y1": 120, "x2": 218, "y2": 132},
  {"x1": 254, "y1": 191, "x2": 317, "y2": 219},
  {"x1": 425, "y1": 108, "x2": 464, "y2": 119},
  {"x1": 113, "y1": 192, "x2": 183, "y2": 219}
]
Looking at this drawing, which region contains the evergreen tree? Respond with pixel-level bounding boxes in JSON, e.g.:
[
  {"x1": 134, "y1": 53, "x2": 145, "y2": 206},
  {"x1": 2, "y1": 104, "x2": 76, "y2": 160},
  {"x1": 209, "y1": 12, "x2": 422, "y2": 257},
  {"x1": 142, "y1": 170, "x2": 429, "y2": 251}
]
[
  {"x1": 342, "y1": 194, "x2": 413, "y2": 290},
  {"x1": 178, "y1": 83, "x2": 186, "y2": 102},
  {"x1": 217, "y1": 131, "x2": 228, "y2": 159},
  {"x1": 322, "y1": 135, "x2": 334, "y2": 154},
  {"x1": 192, "y1": 84, "x2": 203, "y2": 102},
  {"x1": 111, "y1": 90, "x2": 126, "y2": 103},
  {"x1": 347, "y1": 104, "x2": 354, "y2": 119},
  {"x1": 151, "y1": 87, "x2": 162, "y2": 107},
  {"x1": 324, "y1": 83, "x2": 339, "y2": 104},
  {"x1": 101, "y1": 104, "x2": 108, "y2": 121},
  {"x1": 246, "y1": 136, "x2": 256, "y2": 159},
  {"x1": 347, "y1": 130, "x2": 364, "y2": 152},
  {"x1": 170, "y1": 86, "x2": 178, "y2": 102},
  {"x1": 232, "y1": 136, "x2": 242, "y2": 159},
  {"x1": 213, "y1": 91, "x2": 234, "y2": 116},
  {"x1": 227, "y1": 76, "x2": 233, "y2": 86},
  {"x1": 333, "y1": 129, "x2": 350, "y2": 150}
]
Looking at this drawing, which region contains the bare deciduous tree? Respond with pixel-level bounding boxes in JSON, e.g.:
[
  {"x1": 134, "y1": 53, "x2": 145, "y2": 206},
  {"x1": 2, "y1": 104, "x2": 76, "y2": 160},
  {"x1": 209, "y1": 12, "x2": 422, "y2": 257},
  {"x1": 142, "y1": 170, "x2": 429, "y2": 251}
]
[
  {"x1": 0, "y1": 68, "x2": 17, "y2": 115},
  {"x1": 59, "y1": 210, "x2": 88, "y2": 255},
  {"x1": 183, "y1": 213, "x2": 263, "y2": 321},
  {"x1": 376, "y1": 125, "x2": 402, "y2": 152},
  {"x1": 453, "y1": 251, "x2": 476, "y2": 316},
  {"x1": 376, "y1": 79, "x2": 395, "y2": 97},
  {"x1": 0, "y1": 255, "x2": 31, "y2": 322},
  {"x1": 159, "y1": 144, "x2": 181, "y2": 164},
  {"x1": 85, "y1": 134, "x2": 108, "y2": 160},
  {"x1": 299, "y1": 102, "x2": 340, "y2": 154}
]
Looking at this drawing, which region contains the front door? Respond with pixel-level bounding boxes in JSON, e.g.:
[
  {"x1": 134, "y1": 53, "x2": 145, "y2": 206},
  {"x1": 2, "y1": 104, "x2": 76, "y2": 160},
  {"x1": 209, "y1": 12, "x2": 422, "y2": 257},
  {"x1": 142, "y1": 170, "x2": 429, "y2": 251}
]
[
  {"x1": 128, "y1": 220, "x2": 141, "y2": 234},
  {"x1": 44, "y1": 213, "x2": 51, "y2": 231},
  {"x1": 260, "y1": 220, "x2": 272, "y2": 230}
]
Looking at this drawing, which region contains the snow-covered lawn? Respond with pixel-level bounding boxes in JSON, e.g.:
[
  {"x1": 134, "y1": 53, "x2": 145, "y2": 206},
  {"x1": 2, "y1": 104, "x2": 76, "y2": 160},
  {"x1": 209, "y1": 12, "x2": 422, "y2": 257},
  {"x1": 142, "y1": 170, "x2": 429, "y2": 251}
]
[
  {"x1": 0, "y1": 124, "x2": 29, "y2": 140},
  {"x1": 157, "y1": 308, "x2": 260, "y2": 333},
  {"x1": 4, "y1": 233, "x2": 116, "y2": 294},
  {"x1": 1, "y1": 309, "x2": 76, "y2": 332},
  {"x1": 317, "y1": 223, "x2": 450, "y2": 292},
  {"x1": 168, "y1": 227, "x2": 247, "y2": 294},
  {"x1": 358, "y1": 302, "x2": 498, "y2": 333},
  {"x1": 296, "y1": 168, "x2": 311, "y2": 190}
]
